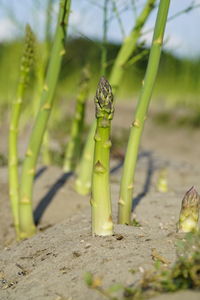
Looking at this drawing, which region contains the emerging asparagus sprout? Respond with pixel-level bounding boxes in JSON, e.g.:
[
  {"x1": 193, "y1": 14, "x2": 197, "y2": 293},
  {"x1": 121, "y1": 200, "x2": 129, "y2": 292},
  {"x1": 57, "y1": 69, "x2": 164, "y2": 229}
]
[
  {"x1": 91, "y1": 77, "x2": 114, "y2": 236},
  {"x1": 178, "y1": 186, "x2": 200, "y2": 233},
  {"x1": 156, "y1": 168, "x2": 168, "y2": 193}
]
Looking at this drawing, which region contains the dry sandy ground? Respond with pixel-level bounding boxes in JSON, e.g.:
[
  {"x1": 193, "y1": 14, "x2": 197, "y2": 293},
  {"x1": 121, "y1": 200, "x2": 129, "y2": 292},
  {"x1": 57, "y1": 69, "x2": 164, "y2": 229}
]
[{"x1": 0, "y1": 101, "x2": 200, "y2": 299}]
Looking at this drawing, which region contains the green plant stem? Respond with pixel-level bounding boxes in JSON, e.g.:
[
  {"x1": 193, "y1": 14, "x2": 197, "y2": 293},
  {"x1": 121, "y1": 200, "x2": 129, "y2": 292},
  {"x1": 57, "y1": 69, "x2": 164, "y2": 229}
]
[
  {"x1": 111, "y1": 0, "x2": 125, "y2": 38},
  {"x1": 75, "y1": 121, "x2": 96, "y2": 195},
  {"x1": 18, "y1": 0, "x2": 71, "y2": 239},
  {"x1": 109, "y1": 0, "x2": 156, "y2": 95},
  {"x1": 74, "y1": 0, "x2": 156, "y2": 196},
  {"x1": 118, "y1": 0, "x2": 171, "y2": 225},
  {"x1": 40, "y1": 0, "x2": 54, "y2": 165},
  {"x1": 45, "y1": 0, "x2": 53, "y2": 51},
  {"x1": 91, "y1": 77, "x2": 114, "y2": 236},
  {"x1": 63, "y1": 68, "x2": 90, "y2": 172},
  {"x1": 8, "y1": 25, "x2": 35, "y2": 236},
  {"x1": 41, "y1": 131, "x2": 52, "y2": 165}
]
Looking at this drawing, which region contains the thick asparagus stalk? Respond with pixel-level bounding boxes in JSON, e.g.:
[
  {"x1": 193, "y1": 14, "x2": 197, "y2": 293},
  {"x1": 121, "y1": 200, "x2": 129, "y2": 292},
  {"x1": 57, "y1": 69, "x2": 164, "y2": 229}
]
[
  {"x1": 8, "y1": 25, "x2": 35, "y2": 235},
  {"x1": 75, "y1": 0, "x2": 156, "y2": 196},
  {"x1": 91, "y1": 77, "x2": 114, "y2": 236},
  {"x1": 178, "y1": 187, "x2": 200, "y2": 233},
  {"x1": 18, "y1": 0, "x2": 71, "y2": 239},
  {"x1": 63, "y1": 67, "x2": 90, "y2": 172},
  {"x1": 118, "y1": 0, "x2": 171, "y2": 225}
]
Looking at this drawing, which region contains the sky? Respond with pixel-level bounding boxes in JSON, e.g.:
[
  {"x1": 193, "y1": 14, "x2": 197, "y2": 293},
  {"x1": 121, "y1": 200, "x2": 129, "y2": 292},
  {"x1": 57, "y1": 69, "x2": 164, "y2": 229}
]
[{"x1": 0, "y1": 0, "x2": 200, "y2": 58}]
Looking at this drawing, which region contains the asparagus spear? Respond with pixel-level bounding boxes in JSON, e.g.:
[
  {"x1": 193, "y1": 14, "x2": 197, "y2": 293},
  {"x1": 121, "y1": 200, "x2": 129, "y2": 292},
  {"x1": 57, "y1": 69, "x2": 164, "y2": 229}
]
[
  {"x1": 118, "y1": 0, "x2": 171, "y2": 224},
  {"x1": 18, "y1": 0, "x2": 71, "y2": 239},
  {"x1": 63, "y1": 67, "x2": 90, "y2": 172},
  {"x1": 75, "y1": 0, "x2": 156, "y2": 196},
  {"x1": 8, "y1": 25, "x2": 35, "y2": 236},
  {"x1": 178, "y1": 187, "x2": 200, "y2": 233},
  {"x1": 91, "y1": 77, "x2": 114, "y2": 236}
]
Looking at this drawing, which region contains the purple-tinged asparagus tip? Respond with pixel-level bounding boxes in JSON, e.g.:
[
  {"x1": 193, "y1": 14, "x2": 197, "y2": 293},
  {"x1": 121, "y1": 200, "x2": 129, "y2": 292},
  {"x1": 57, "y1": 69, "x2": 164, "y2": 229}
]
[
  {"x1": 95, "y1": 77, "x2": 114, "y2": 119},
  {"x1": 178, "y1": 186, "x2": 200, "y2": 233}
]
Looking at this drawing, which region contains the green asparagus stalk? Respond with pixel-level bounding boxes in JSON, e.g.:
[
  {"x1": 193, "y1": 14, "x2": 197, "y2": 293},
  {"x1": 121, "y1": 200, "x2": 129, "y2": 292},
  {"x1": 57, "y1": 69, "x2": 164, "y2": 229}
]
[
  {"x1": 74, "y1": 0, "x2": 156, "y2": 196},
  {"x1": 109, "y1": 0, "x2": 156, "y2": 95},
  {"x1": 91, "y1": 77, "x2": 114, "y2": 236},
  {"x1": 18, "y1": 0, "x2": 71, "y2": 239},
  {"x1": 45, "y1": 0, "x2": 53, "y2": 51},
  {"x1": 118, "y1": 0, "x2": 171, "y2": 225},
  {"x1": 8, "y1": 25, "x2": 35, "y2": 236},
  {"x1": 41, "y1": 0, "x2": 54, "y2": 165},
  {"x1": 41, "y1": 131, "x2": 52, "y2": 165},
  {"x1": 63, "y1": 67, "x2": 90, "y2": 172},
  {"x1": 75, "y1": 121, "x2": 96, "y2": 195},
  {"x1": 178, "y1": 187, "x2": 200, "y2": 233},
  {"x1": 111, "y1": 0, "x2": 125, "y2": 38}
]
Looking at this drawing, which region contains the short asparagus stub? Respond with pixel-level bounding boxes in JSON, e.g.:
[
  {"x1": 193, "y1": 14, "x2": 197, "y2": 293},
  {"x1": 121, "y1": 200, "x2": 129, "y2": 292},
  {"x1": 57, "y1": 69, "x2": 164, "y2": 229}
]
[
  {"x1": 91, "y1": 77, "x2": 114, "y2": 236},
  {"x1": 18, "y1": 0, "x2": 71, "y2": 239},
  {"x1": 156, "y1": 168, "x2": 168, "y2": 193},
  {"x1": 178, "y1": 186, "x2": 200, "y2": 233},
  {"x1": 118, "y1": 0, "x2": 171, "y2": 225}
]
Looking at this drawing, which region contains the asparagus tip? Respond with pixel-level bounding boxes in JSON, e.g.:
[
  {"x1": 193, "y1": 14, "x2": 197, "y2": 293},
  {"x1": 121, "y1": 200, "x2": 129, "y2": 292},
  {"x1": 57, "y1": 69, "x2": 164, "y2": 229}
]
[
  {"x1": 95, "y1": 77, "x2": 114, "y2": 119},
  {"x1": 178, "y1": 186, "x2": 200, "y2": 233}
]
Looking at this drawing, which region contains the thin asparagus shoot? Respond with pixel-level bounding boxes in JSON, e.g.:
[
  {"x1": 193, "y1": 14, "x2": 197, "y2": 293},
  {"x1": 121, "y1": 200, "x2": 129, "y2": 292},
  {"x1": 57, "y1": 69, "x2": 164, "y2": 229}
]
[
  {"x1": 18, "y1": 0, "x2": 71, "y2": 239},
  {"x1": 63, "y1": 67, "x2": 90, "y2": 172},
  {"x1": 109, "y1": 0, "x2": 156, "y2": 95},
  {"x1": 118, "y1": 0, "x2": 171, "y2": 225},
  {"x1": 8, "y1": 25, "x2": 35, "y2": 236},
  {"x1": 91, "y1": 77, "x2": 114, "y2": 236},
  {"x1": 178, "y1": 187, "x2": 200, "y2": 233}
]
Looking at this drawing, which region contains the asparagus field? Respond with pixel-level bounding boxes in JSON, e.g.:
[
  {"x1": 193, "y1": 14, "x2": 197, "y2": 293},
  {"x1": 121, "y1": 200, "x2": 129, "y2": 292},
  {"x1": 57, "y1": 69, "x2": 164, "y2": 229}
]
[{"x1": 0, "y1": 0, "x2": 200, "y2": 299}]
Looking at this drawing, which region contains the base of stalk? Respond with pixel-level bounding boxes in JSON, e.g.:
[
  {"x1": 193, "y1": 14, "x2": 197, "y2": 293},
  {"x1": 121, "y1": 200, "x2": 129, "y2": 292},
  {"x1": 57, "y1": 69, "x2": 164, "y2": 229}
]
[
  {"x1": 18, "y1": 226, "x2": 37, "y2": 240},
  {"x1": 74, "y1": 179, "x2": 91, "y2": 195},
  {"x1": 178, "y1": 219, "x2": 199, "y2": 233},
  {"x1": 92, "y1": 218, "x2": 114, "y2": 236}
]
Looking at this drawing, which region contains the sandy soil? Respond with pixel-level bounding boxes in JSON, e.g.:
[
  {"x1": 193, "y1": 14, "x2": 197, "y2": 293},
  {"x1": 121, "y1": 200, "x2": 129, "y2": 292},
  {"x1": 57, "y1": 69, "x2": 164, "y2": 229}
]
[{"x1": 0, "y1": 101, "x2": 200, "y2": 300}]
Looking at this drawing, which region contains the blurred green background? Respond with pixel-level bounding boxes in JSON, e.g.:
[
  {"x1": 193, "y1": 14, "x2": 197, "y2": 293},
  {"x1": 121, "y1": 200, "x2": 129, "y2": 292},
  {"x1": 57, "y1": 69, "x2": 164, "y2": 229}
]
[{"x1": 0, "y1": 0, "x2": 200, "y2": 118}]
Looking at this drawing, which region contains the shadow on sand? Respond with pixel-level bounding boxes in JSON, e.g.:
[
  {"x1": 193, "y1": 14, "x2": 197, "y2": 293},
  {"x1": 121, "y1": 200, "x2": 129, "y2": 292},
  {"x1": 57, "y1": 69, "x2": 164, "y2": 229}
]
[{"x1": 34, "y1": 169, "x2": 73, "y2": 225}]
